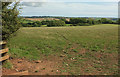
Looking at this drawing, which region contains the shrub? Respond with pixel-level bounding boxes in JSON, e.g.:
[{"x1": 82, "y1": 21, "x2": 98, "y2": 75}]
[
  {"x1": 101, "y1": 18, "x2": 113, "y2": 24},
  {"x1": 77, "y1": 23, "x2": 90, "y2": 26},
  {"x1": 70, "y1": 18, "x2": 87, "y2": 24},
  {"x1": 70, "y1": 24, "x2": 74, "y2": 26},
  {"x1": 47, "y1": 20, "x2": 66, "y2": 27},
  {"x1": 21, "y1": 20, "x2": 42, "y2": 27},
  {"x1": 41, "y1": 20, "x2": 50, "y2": 25},
  {"x1": 73, "y1": 24, "x2": 78, "y2": 26},
  {"x1": 2, "y1": 2, "x2": 21, "y2": 40},
  {"x1": 32, "y1": 21, "x2": 42, "y2": 27}
]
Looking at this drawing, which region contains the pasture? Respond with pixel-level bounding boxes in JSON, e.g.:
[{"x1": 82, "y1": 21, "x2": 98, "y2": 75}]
[{"x1": 6, "y1": 24, "x2": 118, "y2": 75}]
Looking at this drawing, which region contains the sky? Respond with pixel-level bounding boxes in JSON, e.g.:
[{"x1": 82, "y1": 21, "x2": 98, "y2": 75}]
[{"x1": 19, "y1": 0, "x2": 119, "y2": 17}]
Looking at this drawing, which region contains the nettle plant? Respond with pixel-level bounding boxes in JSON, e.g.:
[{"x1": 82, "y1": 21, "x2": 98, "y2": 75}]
[{"x1": 2, "y1": 2, "x2": 21, "y2": 41}]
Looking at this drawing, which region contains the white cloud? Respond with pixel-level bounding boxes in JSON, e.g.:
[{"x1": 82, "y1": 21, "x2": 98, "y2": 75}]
[
  {"x1": 2, "y1": 0, "x2": 119, "y2": 2},
  {"x1": 21, "y1": 2, "x2": 45, "y2": 7},
  {"x1": 20, "y1": 2, "x2": 118, "y2": 17},
  {"x1": 21, "y1": 0, "x2": 119, "y2": 2}
]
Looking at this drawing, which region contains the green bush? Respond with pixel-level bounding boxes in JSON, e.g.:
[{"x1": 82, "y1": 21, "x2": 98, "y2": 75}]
[
  {"x1": 77, "y1": 23, "x2": 90, "y2": 26},
  {"x1": 41, "y1": 20, "x2": 50, "y2": 25},
  {"x1": 21, "y1": 19, "x2": 42, "y2": 27},
  {"x1": 47, "y1": 20, "x2": 66, "y2": 27},
  {"x1": 72, "y1": 24, "x2": 78, "y2": 26},
  {"x1": 32, "y1": 21, "x2": 42, "y2": 27},
  {"x1": 70, "y1": 18, "x2": 87, "y2": 24},
  {"x1": 101, "y1": 18, "x2": 113, "y2": 24},
  {"x1": 2, "y1": 2, "x2": 21, "y2": 40}
]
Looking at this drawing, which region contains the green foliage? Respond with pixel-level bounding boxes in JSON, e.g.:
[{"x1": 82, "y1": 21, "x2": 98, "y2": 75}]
[
  {"x1": 60, "y1": 18, "x2": 66, "y2": 22},
  {"x1": 3, "y1": 60, "x2": 13, "y2": 69},
  {"x1": 70, "y1": 18, "x2": 87, "y2": 24},
  {"x1": 70, "y1": 18, "x2": 98, "y2": 26},
  {"x1": 69, "y1": 18, "x2": 116, "y2": 26},
  {"x1": 21, "y1": 19, "x2": 42, "y2": 27},
  {"x1": 101, "y1": 18, "x2": 113, "y2": 24},
  {"x1": 2, "y1": 2, "x2": 21, "y2": 40},
  {"x1": 87, "y1": 18, "x2": 93, "y2": 25},
  {"x1": 77, "y1": 23, "x2": 90, "y2": 26},
  {"x1": 47, "y1": 20, "x2": 66, "y2": 27},
  {"x1": 20, "y1": 17, "x2": 117, "y2": 27},
  {"x1": 32, "y1": 21, "x2": 42, "y2": 27},
  {"x1": 41, "y1": 20, "x2": 50, "y2": 25},
  {"x1": 118, "y1": 18, "x2": 120, "y2": 24}
]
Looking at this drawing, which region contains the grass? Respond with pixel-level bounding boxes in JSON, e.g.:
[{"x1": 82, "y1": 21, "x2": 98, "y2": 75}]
[
  {"x1": 41, "y1": 25, "x2": 47, "y2": 27},
  {"x1": 7, "y1": 24, "x2": 118, "y2": 75},
  {"x1": 65, "y1": 24, "x2": 72, "y2": 26},
  {"x1": 3, "y1": 60, "x2": 13, "y2": 69}
]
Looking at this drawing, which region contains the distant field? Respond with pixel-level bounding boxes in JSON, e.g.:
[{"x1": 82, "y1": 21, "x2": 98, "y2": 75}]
[
  {"x1": 25, "y1": 18, "x2": 60, "y2": 21},
  {"x1": 24, "y1": 18, "x2": 70, "y2": 21},
  {"x1": 8, "y1": 24, "x2": 118, "y2": 75}
]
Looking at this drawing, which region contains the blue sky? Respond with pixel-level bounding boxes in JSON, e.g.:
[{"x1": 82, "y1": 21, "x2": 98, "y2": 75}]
[{"x1": 20, "y1": 0, "x2": 118, "y2": 17}]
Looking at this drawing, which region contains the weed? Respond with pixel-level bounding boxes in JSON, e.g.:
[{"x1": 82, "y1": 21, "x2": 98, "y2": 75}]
[{"x1": 3, "y1": 60, "x2": 13, "y2": 69}]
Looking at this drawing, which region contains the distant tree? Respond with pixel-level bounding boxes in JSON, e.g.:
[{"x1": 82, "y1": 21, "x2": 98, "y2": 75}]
[
  {"x1": 70, "y1": 18, "x2": 87, "y2": 24},
  {"x1": 97, "y1": 20, "x2": 102, "y2": 24},
  {"x1": 41, "y1": 20, "x2": 49, "y2": 25},
  {"x1": 47, "y1": 20, "x2": 65, "y2": 27},
  {"x1": 77, "y1": 23, "x2": 90, "y2": 26},
  {"x1": 116, "y1": 19, "x2": 120, "y2": 24},
  {"x1": 101, "y1": 18, "x2": 113, "y2": 24},
  {"x1": 101, "y1": 18, "x2": 107, "y2": 24},
  {"x1": 60, "y1": 18, "x2": 66, "y2": 22},
  {"x1": 33, "y1": 21, "x2": 42, "y2": 27},
  {"x1": 107, "y1": 20, "x2": 113, "y2": 24},
  {"x1": 87, "y1": 18, "x2": 93, "y2": 25}
]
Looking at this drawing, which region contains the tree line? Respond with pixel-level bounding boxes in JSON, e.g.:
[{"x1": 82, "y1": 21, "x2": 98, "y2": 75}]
[{"x1": 21, "y1": 18, "x2": 118, "y2": 27}]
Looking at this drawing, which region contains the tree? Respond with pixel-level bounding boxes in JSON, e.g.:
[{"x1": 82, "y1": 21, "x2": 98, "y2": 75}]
[
  {"x1": 70, "y1": 18, "x2": 87, "y2": 25},
  {"x1": 2, "y1": 1, "x2": 21, "y2": 40},
  {"x1": 47, "y1": 20, "x2": 65, "y2": 27},
  {"x1": 101, "y1": 18, "x2": 113, "y2": 24},
  {"x1": 41, "y1": 20, "x2": 50, "y2": 25},
  {"x1": 87, "y1": 18, "x2": 93, "y2": 25},
  {"x1": 32, "y1": 21, "x2": 42, "y2": 27}
]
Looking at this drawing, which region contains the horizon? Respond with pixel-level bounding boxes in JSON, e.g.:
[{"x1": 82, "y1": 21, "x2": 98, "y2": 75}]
[{"x1": 20, "y1": 15, "x2": 118, "y2": 18}]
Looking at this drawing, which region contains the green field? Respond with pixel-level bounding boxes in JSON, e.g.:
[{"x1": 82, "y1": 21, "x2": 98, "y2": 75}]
[{"x1": 7, "y1": 24, "x2": 118, "y2": 75}]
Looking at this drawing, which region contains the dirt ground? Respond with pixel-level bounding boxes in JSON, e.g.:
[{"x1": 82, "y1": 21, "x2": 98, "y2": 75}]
[{"x1": 2, "y1": 56, "x2": 69, "y2": 75}]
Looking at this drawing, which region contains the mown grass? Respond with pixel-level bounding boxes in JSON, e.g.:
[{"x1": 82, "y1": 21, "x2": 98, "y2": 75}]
[{"x1": 7, "y1": 24, "x2": 118, "y2": 75}]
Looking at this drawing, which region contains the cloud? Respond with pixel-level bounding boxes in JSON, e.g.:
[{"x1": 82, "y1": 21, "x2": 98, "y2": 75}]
[
  {"x1": 21, "y1": 2, "x2": 45, "y2": 7},
  {"x1": 2, "y1": 0, "x2": 119, "y2": 2},
  {"x1": 20, "y1": 2, "x2": 118, "y2": 17},
  {"x1": 21, "y1": 0, "x2": 119, "y2": 2}
]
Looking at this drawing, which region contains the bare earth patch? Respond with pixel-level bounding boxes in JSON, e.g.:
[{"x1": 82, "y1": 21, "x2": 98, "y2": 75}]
[{"x1": 2, "y1": 57, "x2": 68, "y2": 75}]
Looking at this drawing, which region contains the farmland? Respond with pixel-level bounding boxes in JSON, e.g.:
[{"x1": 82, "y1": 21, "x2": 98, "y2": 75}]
[
  {"x1": 3, "y1": 24, "x2": 118, "y2": 75},
  {"x1": 24, "y1": 18, "x2": 60, "y2": 21}
]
